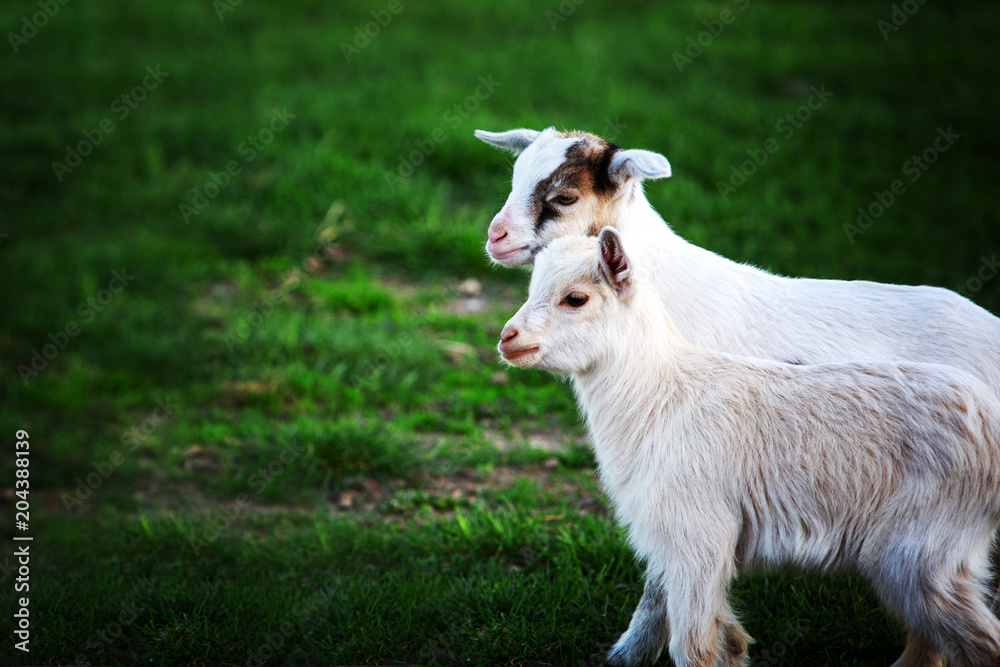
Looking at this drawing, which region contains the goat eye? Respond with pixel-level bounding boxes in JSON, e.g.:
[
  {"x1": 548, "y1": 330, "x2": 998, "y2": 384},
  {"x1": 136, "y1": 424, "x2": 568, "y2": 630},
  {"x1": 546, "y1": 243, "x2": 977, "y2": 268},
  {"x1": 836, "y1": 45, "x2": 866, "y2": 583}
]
[
  {"x1": 562, "y1": 293, "x2": 589, "y2": 308},
  {"x1": 554, "y1": 194, "x2": 578, "y2": 206}
]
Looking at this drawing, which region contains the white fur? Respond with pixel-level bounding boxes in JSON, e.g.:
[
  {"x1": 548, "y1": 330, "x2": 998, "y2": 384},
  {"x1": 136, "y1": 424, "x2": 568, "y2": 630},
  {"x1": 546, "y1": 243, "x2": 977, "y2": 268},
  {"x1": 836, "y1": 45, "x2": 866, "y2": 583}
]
[
  {"x1": 499, "y1": 231, "x2": 1000, "y2": 667},
  {"x1": 476, "y1": 128, "x2": 1000, "y2": 397},
  {"x1": 479, "y1": 127, "x2": 1000, "y2": 662}
]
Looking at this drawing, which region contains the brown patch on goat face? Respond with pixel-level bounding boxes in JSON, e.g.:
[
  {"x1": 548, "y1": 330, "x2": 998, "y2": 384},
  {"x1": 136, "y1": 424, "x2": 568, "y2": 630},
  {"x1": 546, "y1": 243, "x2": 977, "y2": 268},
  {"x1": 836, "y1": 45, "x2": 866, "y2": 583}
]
[{"x1": 529, "y1": 132, "x2": 621, "y2": 230}]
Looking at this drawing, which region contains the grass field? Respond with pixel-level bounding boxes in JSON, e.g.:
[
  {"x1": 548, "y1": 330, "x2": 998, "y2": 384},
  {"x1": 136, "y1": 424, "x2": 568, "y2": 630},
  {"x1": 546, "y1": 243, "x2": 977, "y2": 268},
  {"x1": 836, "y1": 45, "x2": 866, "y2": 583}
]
[{"x1": 2, "y1": 1, "x2": 999, "y2": 665}]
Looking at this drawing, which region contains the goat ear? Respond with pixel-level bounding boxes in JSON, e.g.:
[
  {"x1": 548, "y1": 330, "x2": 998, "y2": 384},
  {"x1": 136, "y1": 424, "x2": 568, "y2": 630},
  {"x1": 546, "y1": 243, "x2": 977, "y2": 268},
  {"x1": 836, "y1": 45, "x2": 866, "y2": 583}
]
[
  {"x1": 598, "y1": 227, "x2": 633, "y2": 297},
  {"x1": 474, "y1": 128, "x2": 540, "y2": 155},
  {"x1": 608, "y1": 149, "x2": 672, "y2": 183}
]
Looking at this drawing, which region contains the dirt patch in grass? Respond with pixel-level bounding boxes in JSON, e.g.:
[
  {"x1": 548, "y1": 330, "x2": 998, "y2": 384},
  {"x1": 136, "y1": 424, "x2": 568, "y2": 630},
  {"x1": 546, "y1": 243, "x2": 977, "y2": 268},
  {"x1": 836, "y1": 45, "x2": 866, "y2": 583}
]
[
  {"x1": 482, "y1": 427, "x2": 587, "y2": 452},
  {"x1": 111, "y1": 461, "x2": 607, "y2": 527},
  {"x1": 332, "y1": 463, "x2": 608, "y2": 519}
]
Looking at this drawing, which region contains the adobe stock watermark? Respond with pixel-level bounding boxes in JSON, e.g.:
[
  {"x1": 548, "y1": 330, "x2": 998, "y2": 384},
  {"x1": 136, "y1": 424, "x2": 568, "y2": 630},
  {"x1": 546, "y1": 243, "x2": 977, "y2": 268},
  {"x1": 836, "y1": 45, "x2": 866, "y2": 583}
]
[
  {"x1": 223, "y1": 286, "x2": 286, "y2": 354},
  {"x1": 673, "y1": 0, "x2": 751, "y2": 72},
  {"x1": 843, "y1": 126, "x2": 959, "y2": 244},
  {"x1": 716, "y1": 85, "x2": 833, "y2": 199},
  {"x1": 383, "y1": 75, "x2": 501, "y2": 191},
  {"x1": 8, "y1": 0, "x2": 71, "y2": 54},
  {"x1": 72, "y1": 599, "x2": 146, "y2": 667},
  {"x1": 222, "y1": 209, "x2": 349, "y2": 353},
  {"x1": 61, "y1": 398, "x2": 178, "y2": 512},
  {"x1": 878, "y1": 0, "x2": 930, "y2": 41},
  {"x1": 179, "y1": 107, "x2": 295, "y2": 224},
  {"x1": 598, "y1": 115, "x2": 629, "y2": 143},
  {"x1": 187, "y1": 439, "x2": 306, "y2": 555},
  {"x1": 51, "y1": 66, "x2": 169, "y2": 182},
  {"x1": 546, "y1": 0, "x2": 585, "y2": 30},
  {"x1": 17, "y1": 268, "x2": 136, "y2": 383},
  {"x1": 955, "y1": 255, "x2": 999, "y2": 301},
  {"x1": 213, "y1": 0, "x2": 244, "y2": 21},
  {"x1": 340, "y1": 0, "x2": 405, "y2": 63},
  {"x1": 755, "y1": 619, "x2": 809, "y2": 666},
  {"x1": 0, "y1": 554, "x2": 17, "y2": 587},
  {"x1": 351, "y1": 331, "x2": 416, "y2": 392},
  {"x1": 247, "y1": 439, "x2": 307, "y2": 494}
]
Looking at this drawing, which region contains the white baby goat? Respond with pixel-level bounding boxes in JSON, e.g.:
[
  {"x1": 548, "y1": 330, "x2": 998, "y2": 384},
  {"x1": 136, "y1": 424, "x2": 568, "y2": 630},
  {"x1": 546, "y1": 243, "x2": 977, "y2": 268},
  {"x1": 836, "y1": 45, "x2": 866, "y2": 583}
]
[{"x1": 498, "y1": 228, "x2": 1000, "y2": 667}]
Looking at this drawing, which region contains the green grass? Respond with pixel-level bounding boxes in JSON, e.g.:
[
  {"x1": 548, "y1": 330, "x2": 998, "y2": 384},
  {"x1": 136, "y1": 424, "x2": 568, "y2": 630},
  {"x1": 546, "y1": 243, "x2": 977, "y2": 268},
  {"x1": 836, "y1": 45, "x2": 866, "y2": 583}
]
[{"x1": 1, "y1": 0, "x2": 998, "y2": 665}]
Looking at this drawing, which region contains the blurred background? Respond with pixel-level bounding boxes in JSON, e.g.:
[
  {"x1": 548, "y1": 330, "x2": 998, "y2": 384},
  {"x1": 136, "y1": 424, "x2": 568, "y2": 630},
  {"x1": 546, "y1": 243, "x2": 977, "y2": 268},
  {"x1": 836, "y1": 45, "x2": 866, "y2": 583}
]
[{"x1": 1, "y1": 1, "x2": 998, "y2": 665}]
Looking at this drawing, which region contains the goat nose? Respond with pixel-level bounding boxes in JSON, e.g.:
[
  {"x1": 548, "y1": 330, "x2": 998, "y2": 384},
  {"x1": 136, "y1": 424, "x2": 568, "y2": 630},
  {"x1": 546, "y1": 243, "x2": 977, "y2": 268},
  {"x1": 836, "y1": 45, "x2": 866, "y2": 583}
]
[
  {"x1": 488, "y1": 213, "x2": 510, "y2": 244},
  {"x1": 488, "y1": 225, "x2": 508, "y2": 244},
  {"x1": 500, "y1": 324, "x2": 518, "y2": 343}
]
